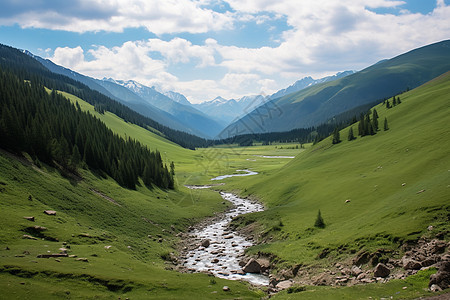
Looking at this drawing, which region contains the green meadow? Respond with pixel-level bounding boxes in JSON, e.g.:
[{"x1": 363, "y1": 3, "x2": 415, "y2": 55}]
[{"x1": 1, "y1": 73, "x2": 449, "y2": 299}]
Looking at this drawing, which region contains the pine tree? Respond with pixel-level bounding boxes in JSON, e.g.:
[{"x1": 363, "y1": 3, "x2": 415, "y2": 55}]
[
  {"x1": 358, "y1": 114, "x2": 365, "y2": 136},
  {"x1": 392, "y1": 96, "x2": 397, "y2": 106},
  {"x1": 348, "y1": 127, "x2": 355, "y2": 141},
  {"x1": 372, "y1": 109, "x2": 379, "y2": 131},
  {"x1": 332, "y1": 127, "x2": 340, "y2": 144},
  {"x1": 384, "y1": 117, "x2": 389, "y2": 131},
  {"x1": 397, "y1": 96, "x2": 401, "y2": 104},
  {"x1": 386, "y1": 100, "x2": 391, "y2": 109},
  {"x1": 170, "y1": 161, "x2": 175, "y2": 176},
  {"x1": 314, "y1": 210, "x2": 325, "y2": 228}
]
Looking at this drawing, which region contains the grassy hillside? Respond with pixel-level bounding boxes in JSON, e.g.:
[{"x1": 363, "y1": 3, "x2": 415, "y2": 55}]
[
  {"x1": 0, "y1": 86, "x2": 266, "y2": 298},
  {"x1": 226, "y1": 71, "x2": 450, "y2": 266},
  {"x1": 224, "y1": 40, "x2": 450, "y2": 135}
]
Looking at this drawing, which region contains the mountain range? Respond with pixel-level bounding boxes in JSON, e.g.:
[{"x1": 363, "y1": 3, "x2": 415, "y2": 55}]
[{"x1": 222, "y1": 40, "x2": 450, "y2": 137}]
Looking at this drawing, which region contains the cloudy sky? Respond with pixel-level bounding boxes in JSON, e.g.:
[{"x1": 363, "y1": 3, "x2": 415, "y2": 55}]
[{"x1": 1, "y1": 0, "x2": 449, "y2": 103}]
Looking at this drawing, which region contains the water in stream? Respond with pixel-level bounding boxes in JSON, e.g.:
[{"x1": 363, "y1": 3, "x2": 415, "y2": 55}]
[
  {"x1": 181, "y1": 191, "x2": 269, "y2": 286},
  {"x1": 210, "y1": 169, "x2": 258, "y2": 181}
]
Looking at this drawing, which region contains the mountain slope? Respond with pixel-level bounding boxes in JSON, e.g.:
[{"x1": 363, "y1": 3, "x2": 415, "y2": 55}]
[
  {"x1": 223, "y1": 40, "x2": 450, "y2": 136},
  {"x1": 268, "y1": 70, "x2": 355, "y2": 100},
  {"x1": 228, "y1": 71, "x2": 450, "y2": 267},
  {"x1": 108, "y1": 79, "x2": 225, "y2": 138}
]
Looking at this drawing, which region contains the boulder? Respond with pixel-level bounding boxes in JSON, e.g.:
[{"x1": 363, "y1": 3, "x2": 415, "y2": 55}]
[
  {"x1": 43, "y1": 210, "x2": 56, "y2": 215},
  {"x1": 222, "y1": 286, "x2": 230, "y2": 292},
  {"x1": 211, "y1": 258, "x2": 219, "y2": 264},
  {"x1": 353, "y1": 251, "x2": 371, "y2": 266},
  {"x1": 403, "y1": 258, "x2": 422, "y2": 270},
  {"x1": 22, "y1": 235, "x2": 37, "y2": 240},
  {"x1": 374, "y1": 263, "x2": 390, "y2": 278},
  {"x1": 429, "y1": 260, "x2": 450, "y2": 290},
  {"x1": 23, "y1": 216, "x2": 35, "y2": 222},
  {"x1": 242, "y1": 258, "x2": 261, "y2": 273}
]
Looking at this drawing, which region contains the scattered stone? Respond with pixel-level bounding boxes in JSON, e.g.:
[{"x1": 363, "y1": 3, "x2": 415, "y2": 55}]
[
  {"x1": 242, "y1": 258, "x2": 262, "y2": 273},
  {"x1": 201, "y1": 239, "x2": 211, "y2": 248},
  {"x1": 223, "y1": 235, "x2": 233, "y2": 239},
  {"x1": 23, "y1": 251, "x2": 30, "y2": 255},
  {"x1": 22, "y1": 235, "x2": 37, "y2": 240},
  {"x1": 55, "y1": 259, "x2": 61, "y2": 262},
  {"x1": 5, "y1": 246, "x2": 10, "y2": 250},
  {"x1": 31, "y1": 225, "x2": 47, "y2": 231},
  {"x1": 75, "y1": 258, "x2": 89, "y2": 262},
  {"x1": 211, "y1": 258, "x2": 219, "y2": 264},
  {"x1": 104, "y1": 245, "x2": 112, "y2": 250},
  {"x1": 37, "y1": 253, "x2": 68, "y2": 258},
  {"x1": 374, "y1": 263, "x2": 390, "y2": 278},
  {"x1": 402, "y1": 183, "x2": 406, "y2": 186},
  {"x1": 276, "y1": 280, "x2": 293, "y2": 290},
  {"x1": 222, "y1": 286, "x2": 230, "y2": 292},
  {"x1": 345, "y1": 199, "x2": 351, "y2": 203},
  {"x1": 430, "y1": 284, "x2": 442, "y2": 292},
  {"x1": 416, "y1": 189, "x2": 426, "y2": 194},
  {"x1": 43, "y1": 210, "x2": 56, "y2": 215},
  {"x1": 23, "y1": 216, "x2": 35, "y2": 222},
  {"x1": 351, "y1": 265, "x2": 362, "y2": 276},
  {"x1": 58, "y1": 248, "x2": 68, "y2": 253},
  {"x1": 68, "y1": 255, "x2": 77, "y2": 258},
  {"x1": 312, "y1": 273, "x2": 333, "y2": 286}
]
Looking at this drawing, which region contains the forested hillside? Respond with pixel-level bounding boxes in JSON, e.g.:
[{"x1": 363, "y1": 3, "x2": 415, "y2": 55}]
[
  {"x1": 0, "y1": 44, "x2": 208, "y2": 149},
  {"x1": 0, "y1": 68, "x2": 174, "y2": 189}
]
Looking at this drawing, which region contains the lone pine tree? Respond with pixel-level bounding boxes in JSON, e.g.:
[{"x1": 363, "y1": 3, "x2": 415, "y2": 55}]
[{"x1": 314, "y1": 210, "x2": 325, "y2": 228}]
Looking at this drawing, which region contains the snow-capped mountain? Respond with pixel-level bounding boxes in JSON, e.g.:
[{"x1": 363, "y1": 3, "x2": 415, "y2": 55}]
[
  {"x1": 102, "y1": 78, "x2": 226, "y2": 138},
  {"x1": 163, "y1": 91, "x2": 191, "y2": 106},
  {"x1": 269, "y1": 71, "x2": 355, "y2": 100},
  {"x1": 193, "y1": 95, "x2": 267, "y2": 125}
]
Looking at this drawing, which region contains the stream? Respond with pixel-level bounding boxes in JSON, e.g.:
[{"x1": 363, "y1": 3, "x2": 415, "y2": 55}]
[{"x1": 181, "y1": 188, "x2": 269, "y2": 286}]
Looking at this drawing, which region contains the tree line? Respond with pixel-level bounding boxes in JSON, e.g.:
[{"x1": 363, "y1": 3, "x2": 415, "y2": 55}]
[
  {"x1": 0, "y1": 44, "x2": 208, "y2": 150},
  {"x1": 0, "y1": 68, "x2": 174, "y2": 190}
]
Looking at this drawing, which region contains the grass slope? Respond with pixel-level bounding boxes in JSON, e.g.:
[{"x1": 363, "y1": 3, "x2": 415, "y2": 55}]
[
  {"x1": 0, "y1": 92, "x2": 264, "y2": 298},
  {"x1": 228, "y1": 72, "x2": 450, "y2": 266}
]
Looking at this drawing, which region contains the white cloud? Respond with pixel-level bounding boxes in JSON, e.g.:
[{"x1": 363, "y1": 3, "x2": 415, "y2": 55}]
[
  {"x1": 39, "y1": 0, "x2": 450, "y2": 102},
  {"x1": 0, "y1": 0, "x2": 234, "y2": 34},
  {"x1": 147, "y1": 38, "x2": 216, "y2": 67}
]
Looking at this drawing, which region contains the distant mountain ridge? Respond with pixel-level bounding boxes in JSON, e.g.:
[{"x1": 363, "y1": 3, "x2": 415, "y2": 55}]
[
  {"x1": 269, "y1": 71, "x2": 355, "y2": 100},
  {"x1": 222, "y1": 40, "x2": 450, "y2": 137},
  {"x1": 193, "y1": 71, "x2": 354, "y2": 126},
  {"x1": 25, "y1": 52, "x2": 224, "y2": 138},
  {"x1": 105, "y1": 78, "x2": 225, "y2": 138},
  {"x1": 193, "y1": 95, "x2": 266, "y2": 125}
]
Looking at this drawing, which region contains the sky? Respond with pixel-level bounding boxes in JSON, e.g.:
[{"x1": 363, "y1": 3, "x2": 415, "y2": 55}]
[{"x1": 0, "y1": 0, "x2": 449, "y2": 104}]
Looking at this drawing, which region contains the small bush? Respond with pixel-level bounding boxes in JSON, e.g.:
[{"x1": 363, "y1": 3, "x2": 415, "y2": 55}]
[{"x1": 287, "y1": 285, "x2": 306, "y2": 293}]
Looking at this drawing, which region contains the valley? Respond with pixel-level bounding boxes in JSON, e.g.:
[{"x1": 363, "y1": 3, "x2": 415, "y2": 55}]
[{"x1": 0, "y1": 41, "x2": 449, "y2": 300}]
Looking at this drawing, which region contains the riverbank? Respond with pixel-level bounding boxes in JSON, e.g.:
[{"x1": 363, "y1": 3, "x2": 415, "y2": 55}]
[{"x1": 177, "y1": 190, "x2": 269, "y2": 286}]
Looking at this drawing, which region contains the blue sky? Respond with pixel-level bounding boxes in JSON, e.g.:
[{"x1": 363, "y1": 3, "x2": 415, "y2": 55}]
[{"x1": 0, "y1": 0, "x2": 449, "y2": 103}]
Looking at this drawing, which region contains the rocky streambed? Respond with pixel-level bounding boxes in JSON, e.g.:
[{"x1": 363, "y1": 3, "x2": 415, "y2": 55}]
[{"x1": 179, "y1": 191, "x2": 269, "y2": 286}]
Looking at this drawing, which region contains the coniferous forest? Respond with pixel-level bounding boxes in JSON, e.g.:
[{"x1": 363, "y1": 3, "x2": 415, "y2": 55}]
[{"x1": 0, "y1": 68, "x2": 174, "y2": 190}]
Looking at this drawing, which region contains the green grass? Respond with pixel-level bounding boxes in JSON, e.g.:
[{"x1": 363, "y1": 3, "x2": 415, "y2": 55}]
[
  {"x1": 274, "y1": 268, "x2": 442, "y2": 299},
  {"x1": 225, "y1": 72, "x2": 450, "y2": 268},
  {"x1": 1, "y1": 73, "x2": 449, "y2": 299}
]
